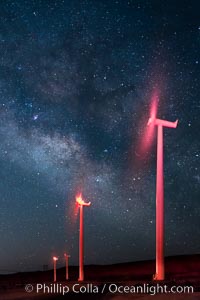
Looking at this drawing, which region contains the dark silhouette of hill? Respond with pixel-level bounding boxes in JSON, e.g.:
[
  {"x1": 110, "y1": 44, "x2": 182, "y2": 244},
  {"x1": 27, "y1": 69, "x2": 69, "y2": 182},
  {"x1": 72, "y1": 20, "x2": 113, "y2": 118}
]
[
  {"x1": 0, "y1": 254, "x2": 199, "y2": 300},
  {"x1": 1, "y1": 254, "x2": 200, "y2": 283}
]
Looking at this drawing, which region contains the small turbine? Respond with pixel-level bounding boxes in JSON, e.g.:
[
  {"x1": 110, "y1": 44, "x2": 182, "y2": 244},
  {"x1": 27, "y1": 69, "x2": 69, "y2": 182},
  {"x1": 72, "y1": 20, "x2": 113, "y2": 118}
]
[
  {"x1": 53, "y1": 256, "x2": 58, "y2": 282},
  {"x1": 64, "y1": 253, "x2": 70, "y2": 280}
]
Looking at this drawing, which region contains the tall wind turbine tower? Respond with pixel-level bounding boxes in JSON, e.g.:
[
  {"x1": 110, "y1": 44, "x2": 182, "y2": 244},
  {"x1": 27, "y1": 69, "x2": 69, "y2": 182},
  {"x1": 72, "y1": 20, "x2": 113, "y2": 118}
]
[
  {"x1": 148, "y1": 113, "x2": 178, "y2": 280},
  {"x1": 76, "y1": 193, "x2": 91, "y2": 282}
]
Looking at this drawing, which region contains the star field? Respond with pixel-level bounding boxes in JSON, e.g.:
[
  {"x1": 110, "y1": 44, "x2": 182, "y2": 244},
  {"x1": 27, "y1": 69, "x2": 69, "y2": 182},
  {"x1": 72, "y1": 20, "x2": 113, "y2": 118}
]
[{"x1": 0, "y1": 0, "x2": 199, "y2": 272}]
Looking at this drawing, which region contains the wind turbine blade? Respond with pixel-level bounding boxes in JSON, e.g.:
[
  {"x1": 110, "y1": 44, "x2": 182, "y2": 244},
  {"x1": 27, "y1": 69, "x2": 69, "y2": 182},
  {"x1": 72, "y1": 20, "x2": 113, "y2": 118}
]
[
  {"x1": 150, "y1": 90, "x2": 159, "y2": 120},
  {"x1": 141, "y1": 90, "x2": 159, "y2": 155}
]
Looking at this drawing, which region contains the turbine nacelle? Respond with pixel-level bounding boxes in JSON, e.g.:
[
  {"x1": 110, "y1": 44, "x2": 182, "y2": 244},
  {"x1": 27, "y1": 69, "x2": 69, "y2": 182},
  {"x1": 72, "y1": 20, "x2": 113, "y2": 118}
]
[
  {"x1": 76, "y1": 193, "x2": 91, "y2": 207},
  {"x1": 53, "y1": 256, "x2": 58, "y2": 261},
  {"x1": 148, "y1": 117, "x2": 178, "y2": 128},
  {"x1": 64, "y1": 253, "x2": 70, "y2": 258}
]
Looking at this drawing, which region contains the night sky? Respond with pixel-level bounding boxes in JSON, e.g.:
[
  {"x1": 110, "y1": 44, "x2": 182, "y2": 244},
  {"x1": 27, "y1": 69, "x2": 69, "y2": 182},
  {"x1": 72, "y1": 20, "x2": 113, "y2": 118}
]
[{"x1": 0, "y1": 0, "x2": 199, "y2": 273}]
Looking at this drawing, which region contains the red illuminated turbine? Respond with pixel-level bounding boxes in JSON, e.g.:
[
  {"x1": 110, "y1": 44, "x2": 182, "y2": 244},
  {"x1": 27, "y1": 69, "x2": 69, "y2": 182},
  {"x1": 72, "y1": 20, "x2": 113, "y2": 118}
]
[
  {"x1": 76, "y1": 193, "x2": 91, "y2": 207},
  {"x1": 53, "y1": 256, "x2": 58, "y2": 282},
  {"x1": 76, "y1": 193, "x2": 91, "y2": 281},
  {"x1": 64, "y1": 253, "x2": 70, "y2": 280},
  {"x1": 147, "y1": 109, "x2": 178, "y2": 280}
]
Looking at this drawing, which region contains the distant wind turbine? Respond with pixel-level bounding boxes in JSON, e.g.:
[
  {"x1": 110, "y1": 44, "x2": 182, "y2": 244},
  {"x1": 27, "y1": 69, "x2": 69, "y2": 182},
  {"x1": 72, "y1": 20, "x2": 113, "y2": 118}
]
[
  {"x1": 53, "y1": 256, "x2": 58, "y2": 282},
  {"x1": 64, "y1": 253, "x2": 70, "y2": 280}
]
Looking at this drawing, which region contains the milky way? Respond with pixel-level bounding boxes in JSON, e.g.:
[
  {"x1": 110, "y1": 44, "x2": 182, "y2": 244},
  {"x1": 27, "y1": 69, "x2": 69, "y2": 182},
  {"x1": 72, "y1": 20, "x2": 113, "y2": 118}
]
[{"x1": 0, "y1": 1, "x2": 199, "y2": 272}]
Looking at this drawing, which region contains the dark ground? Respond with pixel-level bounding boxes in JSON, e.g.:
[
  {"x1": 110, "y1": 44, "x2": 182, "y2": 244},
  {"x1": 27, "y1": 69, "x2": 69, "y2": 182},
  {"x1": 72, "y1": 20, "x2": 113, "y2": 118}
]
[{"x1": 0, "y1": 255, "x2": 200, "y2": 300}]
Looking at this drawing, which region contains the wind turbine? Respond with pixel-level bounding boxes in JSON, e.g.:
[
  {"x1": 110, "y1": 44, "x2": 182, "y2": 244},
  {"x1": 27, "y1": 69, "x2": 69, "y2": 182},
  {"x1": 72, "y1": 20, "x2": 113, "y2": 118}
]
[
  {"x1": 147, "y1": 94, "x2": 178, "y2": 280},
  {"x1": 53, "y1": 256, "x2": 58, "y2": 282},
  {"x1": 76, "y1": 193, "x2": 91, "y2": 281},
  {"x1": 64, "y1": 253, "x2": 70, "y2": 280}
]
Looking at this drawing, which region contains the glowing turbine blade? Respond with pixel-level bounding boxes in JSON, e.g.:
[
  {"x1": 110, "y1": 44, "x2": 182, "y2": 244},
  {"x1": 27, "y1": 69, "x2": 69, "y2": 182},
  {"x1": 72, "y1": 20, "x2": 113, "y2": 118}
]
[{"x1": 141, "y1": 90, "x2": 159, "y2": 154}]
